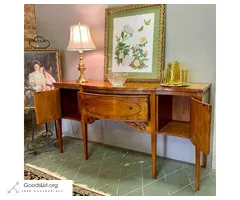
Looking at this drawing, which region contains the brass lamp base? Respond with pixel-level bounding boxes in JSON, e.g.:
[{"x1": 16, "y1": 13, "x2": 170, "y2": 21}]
[
  {"x1": 76, "y1": 65, "x2": 88, "y2": 83},
  {"x1": 76, "y1": 76, "x2": 87, "y2": 83},
  {"x1": 76, "y1": 50, "x2": 88, "y2": 83}
]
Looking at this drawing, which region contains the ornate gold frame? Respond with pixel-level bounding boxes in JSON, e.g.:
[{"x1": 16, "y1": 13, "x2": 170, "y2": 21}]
[{"x1": 104, "y1": 4, "x2": 166, "y2": 83}]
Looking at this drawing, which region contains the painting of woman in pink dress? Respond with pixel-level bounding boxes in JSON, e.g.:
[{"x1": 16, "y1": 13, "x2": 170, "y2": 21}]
[{"x1": 39, "y1": 66, "x2": 56, "y2": 91}]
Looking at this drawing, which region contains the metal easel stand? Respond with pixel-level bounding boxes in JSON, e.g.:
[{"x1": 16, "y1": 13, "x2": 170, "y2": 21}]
[
  {"x1": 26, "y1": 36, "x2": 59, "y2": 155},
  {"x1": 27, "y1": 36, "x2": 58, "y2": 155},
  {"x1": 26, "y1": 111, "x2": 58, "y2": 155}
]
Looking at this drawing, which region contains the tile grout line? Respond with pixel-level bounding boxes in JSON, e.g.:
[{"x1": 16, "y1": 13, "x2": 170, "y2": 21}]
[
  {"x1": 47, "y1": 154, "x2": 66, "y2": 173},
  {"x1": 164, "y1": 164, "x2": 189, "y2": 195},
  {"x1": 54, "y1": 157, "x2": 67, "y2": 174},
  {"x1": 55, "y1": 162, "x2": 64, "y2": 174},
  {"x1": 96, "y1": 168, "x2": 139, "y2": 191},
  {"x1": 138, "y1": 164, "x2": 187, "y2": 190},
  {"x1": 141, "y1": 161, "x2": 144, "y2": 196},
  {"x1": 209, "y1": 173, "x2": 216, "y2": 182},
  {"x1": 124, "y1": 186, "x2": 143, "y2": 196},
  {"x1": 169, "y1": 182, "x2": 194, "y2": 196},
  {"x1": 56, "y1": 141, "x2": 83, "y2": 175},
  {"x1": 162, "y1": 164, "x2": 186, "y2": 194},
  {"x1": 164, "y1": 165, "x2": 186, "y2": 177},
  {"x1": 97, "y1": 157, "x2": 148, "y2": 190},
  {"x1": 71, "y1": 159, "x2": 84, "y2": 182},
  {"x1": 37, "y1": 151, "x2": 53, "y2": 167},
  {"x1": 101, "y1": 153, "x2": 118, "y2": 160},
  {"x1": 142, "y1": 176, "x2": 165, "y2": 188},
  {"x1": 183, "y1": 165, "x2": 196, "y2": 194},
  {"x1": 72, "y1": 144, "x2": 106, "y2": 182},
  {"x1": 96, "y1": 178, "x2": 119, "y2": 191},
  {"x1": 74, "y1": 172, "x2": 99, "y2": 184},
  {"x1": 116, "y1": 155, "x2": 125, "y2": 196},
  {"x1": 101, "y1": 167, "x2": 166, "y2": 195},
  {"x1": 96, "y1": 149, "x2": 107, "y2": 175},
  {"x1": 55, "y1": 159, "x2": 81, "y2": 175},
  {"x1": 137, "y1": 164, "x2": 188, "y2": 195},
  {"x1": 162, "y1": 165, "x2": 170, "y2": 195},
  {"x1": 77, "y1": 155, "x2": 121, "y2": 186},
  {"x1": 92, "y1": 148, "x2": 107, "y2": 189},
  {"x1": 190, "y1": 172, "x2": 214, "y2": 184},
  {"x1": 80, "y1": 159, "x2": 102, "y2": 168},
  {"x1": 95, "y1": 153, "x2": 120, "y2": 174},
  {"x1": 173, "y1": 170, "x2": 216, "y2": 196},
  {"x1": 170, "y1": 163, "x2": 215, "y2": 196}
]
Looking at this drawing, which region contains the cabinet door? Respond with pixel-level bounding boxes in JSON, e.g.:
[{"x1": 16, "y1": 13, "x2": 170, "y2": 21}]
[
  {"x1": 190, "y1": 97, "x2": 212, "y2": 154},
  {"x1": 34, "y1": 89, "x2": 62, "y2": 124}
]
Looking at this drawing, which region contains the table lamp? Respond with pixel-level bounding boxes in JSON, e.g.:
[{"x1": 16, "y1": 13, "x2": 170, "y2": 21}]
[{"x1": 67, "y1": 22, "x2": 96, "y2": 83}]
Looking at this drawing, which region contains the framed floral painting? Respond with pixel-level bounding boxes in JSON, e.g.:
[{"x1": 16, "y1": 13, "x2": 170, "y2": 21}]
[
  {"x1": 104, "y1": 4, "x2": 166, "y2": 82},
  {"x1": 24, "y1": 49, "x2": 62, "y2": 108}
]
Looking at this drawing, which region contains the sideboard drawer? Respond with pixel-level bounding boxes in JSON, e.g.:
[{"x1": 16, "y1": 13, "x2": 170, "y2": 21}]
[{"x1": 78, "y1": 92, "x2": 149, "y2": 121}]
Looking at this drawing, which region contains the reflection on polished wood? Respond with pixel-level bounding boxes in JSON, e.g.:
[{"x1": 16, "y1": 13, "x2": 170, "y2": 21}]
[
  {"x1": 34, "y1": 80, "x2": 212, "y2": 191},
  {"x1": 34, "y1": 89, "x2": 62, "y2": 124},
  {"x1": 54, "y1": 81, "x2": 210, "y2": 96},
  {"x1": 159, "y1": 121, "x2": 190, "y2": 138},
  {"x1": 78, "y1": 92, "x2": 149, "y2": 121}
]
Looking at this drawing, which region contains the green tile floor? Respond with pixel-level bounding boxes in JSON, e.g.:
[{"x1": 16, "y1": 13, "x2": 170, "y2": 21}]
[{"x1": 24, "y1": 136, "x2": 216, "y2": 196}]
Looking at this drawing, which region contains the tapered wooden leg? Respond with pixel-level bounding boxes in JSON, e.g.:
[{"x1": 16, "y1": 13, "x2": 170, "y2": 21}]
[
  {"x1": 163, "y1": 135, "x2": 167, "y2": 158},
  {"x1": 151, "y1": 133, "x2": 156, "y2": 179},
  {"x1": 150, "y1": 91, "x2": 157, "y2": 179},
  {"x1": 195, "y1": 147, "x2": 201, "y2": 191},
  {"x1": 203, "y1": 152, "x2": 207, "y2": 168},
  {"x1": 81, "y1": 118, "x2": 88, "y2": 160},
  {"x1": 56, "y1": 118, "x2": 63, "y2": 153}
]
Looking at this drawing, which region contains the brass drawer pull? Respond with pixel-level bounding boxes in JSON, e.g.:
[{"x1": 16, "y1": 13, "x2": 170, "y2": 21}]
[{"x1": 129, "y1": 106, "x2": 132, "y2": 110}]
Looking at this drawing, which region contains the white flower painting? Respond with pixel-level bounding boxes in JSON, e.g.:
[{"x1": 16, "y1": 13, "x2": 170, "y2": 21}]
[{"x1": 112, "y1": 13, "x2": 155, "y2": 73}]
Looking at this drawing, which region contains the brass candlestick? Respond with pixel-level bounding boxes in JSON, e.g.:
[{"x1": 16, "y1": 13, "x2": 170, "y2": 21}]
[{"x1": 76, "y1": 50, "x2": 87, "y2": 83}]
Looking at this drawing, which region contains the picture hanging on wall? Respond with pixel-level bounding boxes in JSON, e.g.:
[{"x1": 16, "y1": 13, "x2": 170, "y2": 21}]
[
  {"x1": 104, "y1": 4, "x2": 166, "y2": 82},
  {"x1": 24, "y1": 49, "x2": 62, "y2": 108}
]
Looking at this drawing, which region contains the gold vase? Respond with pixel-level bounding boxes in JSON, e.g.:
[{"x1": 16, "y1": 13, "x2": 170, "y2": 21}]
[
  {"x1": 166, "y1": 61, "x2": 180, "y2": 85},
  {"x1": 181, "y1": 69, "x2": 188, "y2": 84}
]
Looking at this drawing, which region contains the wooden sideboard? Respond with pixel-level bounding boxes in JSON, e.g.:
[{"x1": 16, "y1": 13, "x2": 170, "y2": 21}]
[{"x1": 34, "y1": 80, "x2": 212, "y2": 191}]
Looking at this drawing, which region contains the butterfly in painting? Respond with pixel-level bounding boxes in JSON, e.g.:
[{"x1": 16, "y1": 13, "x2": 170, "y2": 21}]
[
  {"x1": 138, "y1": 26, "x2": 144, "y2": 32},
  {"x1": 144, "y1": 19, "x2": 151, "y2": 25}
]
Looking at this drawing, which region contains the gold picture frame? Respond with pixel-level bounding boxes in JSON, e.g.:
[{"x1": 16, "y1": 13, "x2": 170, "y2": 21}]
[
  {"x1": 104, "y1": 4, "x2": 166, "y2": 83},
  {"x1": 24, "y1": 49, "x2": 62, "y2": 109}
]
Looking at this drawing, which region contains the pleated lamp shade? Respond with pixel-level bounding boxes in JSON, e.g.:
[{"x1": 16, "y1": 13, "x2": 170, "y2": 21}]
[{"x1": 67, "y1": 23, "x2": 96, "y2": 51}]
